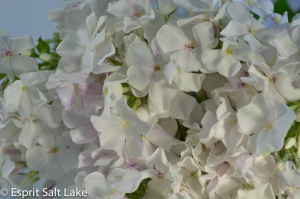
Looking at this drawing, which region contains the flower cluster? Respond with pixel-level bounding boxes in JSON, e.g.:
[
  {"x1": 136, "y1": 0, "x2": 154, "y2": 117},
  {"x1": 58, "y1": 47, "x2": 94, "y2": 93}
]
[{"x1": 1, "y1": 0, "x2": 300, "y2": 198}]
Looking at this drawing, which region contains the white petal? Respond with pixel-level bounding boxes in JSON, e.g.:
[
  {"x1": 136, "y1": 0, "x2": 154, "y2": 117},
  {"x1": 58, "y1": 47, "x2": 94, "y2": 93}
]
[
  {"x1": 58, "y1": 148, "x2": 78, "y2": 172},
  {"x1": 39, "y1": 155, "x2": 65, "y2": 180},
  {"x1": 35, "y1": 105, "x2": 62, "y2": 129},
  {"x1": 100, "y1": 123, "x2": 126, "y2": 150},
  {"x1": 192, "y1": 22, "x2": 215, "y2": 50},
  {"x1": 85, "y1": 172, "x2": 113, "y2": 197},
  {"x1": 90, "y1": 115, "x2": 123, "y2": 132},
  {"x1": 156, "y1": 25, "x2": 189, "y2": 53},
  {"x1": 112, "y1": 168, "x2": 142, "y2": 193},
  {"x1": 221, "y1": 21, "x2": 248, "y2": 37},
  {"x1": 173, "y1": 49, "x2": 200, "y2": 72},
  {"x1": 127, "y1": 66, "x2": 153, "y2": 90},
  {"x1": 19, "y1": 86, "x2": 47, "y2": 117},
  {"x1": 125, "y1": 130, "x2": 143, "y2": 157},
  {"x1": 107, "y1": 0, "x2": 133, "y2": 17},
  {"x1": 237, "y1": 104, "x2": 266, "y2": 134},
  {"x1": 70, "y1": 124, "x2": 98, "y2": 144},
  {"x1": 218, "y1": 55, "x2": 241, "y2": 77},
  {"x1": 19, "y1": 121, "x2": 42, "y2": 149},
  {"x1": 26, "y1": 146, "x2": 48, "y2": 171},
  {"x1": 0, "y1": 57, "x2": 15, "y2": 82},
  {"x1": 175, "y1": 71, "x2": 205, "y2": 92},
  {"x1": 201, "y1": 49, "x2": 224, "y2": 72},
  {"x1": 10, "y1": 35, "x2": 35, "y2": 54},
  {"x1": 147, "y1": 124, "x2": 173, "y2": 152},
  {"x1": 171, "y1": 92, "x2": 196, "y2": 120}
]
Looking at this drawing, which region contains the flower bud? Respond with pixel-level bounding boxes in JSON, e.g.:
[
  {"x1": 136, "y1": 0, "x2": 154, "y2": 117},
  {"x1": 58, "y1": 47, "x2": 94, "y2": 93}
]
[
  {"x1": 256, "y1": 151, "x2": 271, "y2": 162},
  {"x1": 285, "y1": 138, "x2": 296, "y2": 149},
  {"x1": 276, "y1": 161, "x2": 286, "y2": 172},
  {"x1": 21, "y1": 49, "x2": 31, "y2": 57},
  {"x1": 39, "y1": 53, "x2": 52, "y2": 62}
]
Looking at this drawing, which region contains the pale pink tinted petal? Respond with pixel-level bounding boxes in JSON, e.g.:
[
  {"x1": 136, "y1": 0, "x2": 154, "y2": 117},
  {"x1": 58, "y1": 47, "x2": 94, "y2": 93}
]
[
  {"x1": 147, "y1": 124, "x2": 173, "y2": 152},
  {"x1": 56, "y1": 84, "x2": 76, "y2": 110}
]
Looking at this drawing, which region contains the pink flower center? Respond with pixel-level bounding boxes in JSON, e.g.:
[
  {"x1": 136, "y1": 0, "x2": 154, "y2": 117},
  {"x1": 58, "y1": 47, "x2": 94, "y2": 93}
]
[
  {"x1": 154, "y1": 65, "x2": 161, "y2": 72},
  {"x1": 1, "y1": 50, "x2": 12, "y2": 58}
]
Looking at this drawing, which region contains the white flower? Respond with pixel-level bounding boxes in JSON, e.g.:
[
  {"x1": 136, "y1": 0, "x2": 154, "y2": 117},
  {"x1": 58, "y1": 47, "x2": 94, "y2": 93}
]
[
  {"x1": 84, "y1": 168, "x2": 142, "y2": 198},
  {"x1": 91, "y1": 96, "x2": 151, "y2": 157},
  {"x1": 107, "y1": 0, "x2": 155, "y2": 33},
  {"x1": 4, "y1": 72, "x2": 48, "y2": 117},
  {"x1": 0, "y1": 29, "x2": 38, "y2": 82},
  {"x1": 237, "y1": 94, "x2": 296, "y2": 155}
]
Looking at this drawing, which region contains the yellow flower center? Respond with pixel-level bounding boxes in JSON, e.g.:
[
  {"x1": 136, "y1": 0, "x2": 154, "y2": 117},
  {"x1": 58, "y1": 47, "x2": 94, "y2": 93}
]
[
  {"x1": 248, "y1": 0, "x2": 254, "y2": 5},
  {"x1": 50, "y1": 147, "x2": 59, "y2": 154},
  {"x1": 177, "y1": 67, "x2": 181, "y2": 73},
  {"x1": 21, "y1": 86, "x2": 28, "y2": 92},
  {"x1": 265, "y1": 123, "x2": 273, "y2": 130},
  {"x1": 104, "y1": 88, "x2": 109, "y2": 95},
  {"x1": 243, "y1": 184, "x2": 252, "y2": 190},
  {"x1": 225, "y1": 47, "x2": 233, "y2": 55},
  {"x1": 190, "y1": 171, "x2": 197, "y2": 178},
  {"x1": 290, "y1": 187, "x2": 298, "y2": 194},
  {"x1": 248, "y1": 26, "x2": 255, "y2": 34},
  {"x1": 122, "y1": 121, "x2": 130, "y2": 127},
  {"x1": 268, "y1": 76, "x2": 276, "y2": 83}
]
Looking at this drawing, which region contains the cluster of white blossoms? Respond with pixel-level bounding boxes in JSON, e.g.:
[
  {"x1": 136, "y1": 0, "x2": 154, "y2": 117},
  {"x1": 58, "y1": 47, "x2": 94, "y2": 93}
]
[{"x1": 1, "y1": 0, "x2": 300, "y2": 198}]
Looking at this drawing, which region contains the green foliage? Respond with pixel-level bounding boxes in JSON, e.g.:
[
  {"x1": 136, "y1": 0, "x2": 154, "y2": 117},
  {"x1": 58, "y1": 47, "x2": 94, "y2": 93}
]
[
  {"x1": 37, "y1": 37, "x2": 50, "y2": 54},
  {"x1": 126, "y1": 179, "x2": 150, "y2": 199},
  {"x1": 29, "y1": 32, "x2": 62, "y2": 71},
  {"x1": 274, "y1": 0, "x2": 299, "y2": 21}
]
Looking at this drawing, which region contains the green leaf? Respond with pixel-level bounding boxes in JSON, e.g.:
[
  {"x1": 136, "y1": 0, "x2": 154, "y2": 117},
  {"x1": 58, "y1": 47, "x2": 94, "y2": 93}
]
[
  {"x1": 36, "y1": 37, "x2": 50, "y2": 54},
  {"x1": 30, "y1": 48, "x2": 39, "y2": 58},
  {"x1": 126, "y1": 179, "x2": 150, "y2": 199},
  {"x1": 274, "y1": 0, "x2": 295, "y2": 21}
]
